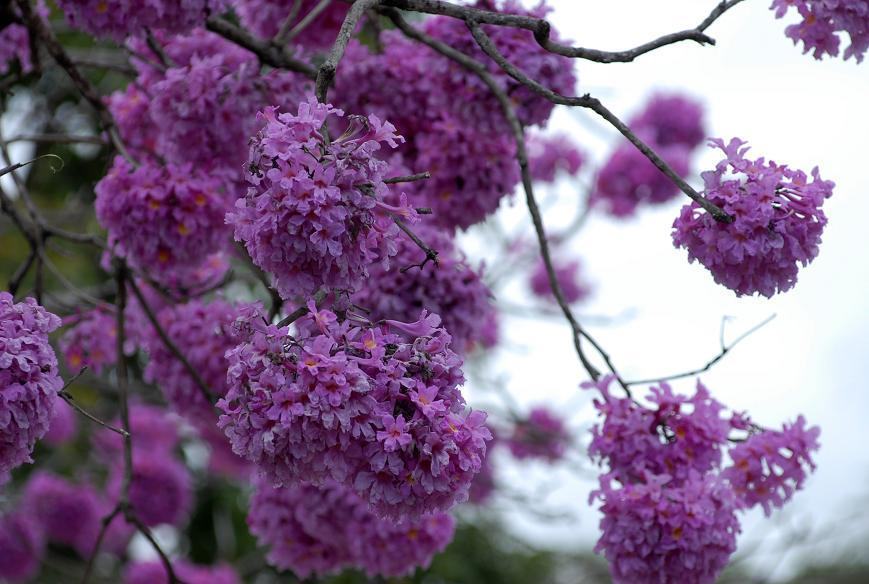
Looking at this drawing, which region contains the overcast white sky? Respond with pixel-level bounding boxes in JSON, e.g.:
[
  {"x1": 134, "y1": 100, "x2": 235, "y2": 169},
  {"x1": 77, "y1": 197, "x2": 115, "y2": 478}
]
[{"x1": 461, "y1": 0, "x2": 869, "y2": 579}]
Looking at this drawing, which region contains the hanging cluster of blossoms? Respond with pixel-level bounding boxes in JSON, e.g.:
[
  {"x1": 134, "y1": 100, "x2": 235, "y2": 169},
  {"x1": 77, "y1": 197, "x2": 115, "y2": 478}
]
[
  {"x1": 334, "y1": 0, "x2": 576, "y2": 230},
  {"x1": 592, "y1": 93, "x2": 705, "y2": 217},
  {"x1": 55, "y1": 0, "x2": 224, "y2": 40},
  {"x1": 248, "y1": 477, "x2": 455, "y2": 578},
  {"x1": 94, "y1": 158, "x2": 233, "y2": 284},
  {"x1": 673, "y1": 138, "x2": 835, "y2": 297},
  {"x1": 529, "y1": 256, "x2": 592, "y2": 304},
  {"x1": 218, "y1": 305, "x2": 492, "y2": 519},
  {"x1": 506, "y1": 406, "x2": 572, "y2": 462},
  {"x1": 351, "y1": 224, "x2": 499, "y2": 354},
  {"x1": 0, "y1": 293, "x2": 62, "y2": 483},
  {"x1": 527, "y1": 133, "x2": 586, "y2": 184},
  {"x1": 771, "y1": 0, "x2": 869, "y2": 62},
  {"x1": 584, "y1": 375, "x2": 820, "y2": 584},
  {"x1": 232, "y1": 0, "x2": 348, "y2": 46},
  {"x1": 228, "y1": 98, "x2": 412, "y2": 300},
  {"x1": 59, "y1": 306, "x2": 117, "y2": 375}
]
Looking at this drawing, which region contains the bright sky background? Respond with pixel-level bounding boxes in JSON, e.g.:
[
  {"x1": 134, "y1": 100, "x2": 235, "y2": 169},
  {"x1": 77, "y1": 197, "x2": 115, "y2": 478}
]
[{"x1": 460, "y1": 0, "x2": 869, "y2": 579}]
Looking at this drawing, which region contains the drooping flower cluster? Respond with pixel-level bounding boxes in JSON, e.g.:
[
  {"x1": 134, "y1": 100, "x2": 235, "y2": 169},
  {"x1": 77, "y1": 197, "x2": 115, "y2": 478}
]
[
  {"x1": 232, "y1": 0, "x2": 348, "y2": 46},
  {"x1": 0, "y1": 293, "x2": 63, "y2": 481},
  {"x1": 507, "y1": 406, "x2": 571, "y2": 462},
  {"x1": 22, "y1": 471, "x2": 104, "y2": 557},
  {"x1": 527, "y1": 133, "x2": 586, "y2": 184},
  {"x1": 351, "y1": 225, "x2": 498, "y2": 354},
  {"x1": 584, "y1": 376, "x2": 821, "y2": 584},
  {"x1": 248, "y1": 477, "x2": 455, "y2": 579},
  {"x1": 228, "y1": 99, "x2": 410, "y2": 300},
  {"x1": 334, "y1": 0, "x2": 576, "y2": 230},
  {"x1": 0, "y1": 1, "x2": 48, "y2": 76},
  {"x1": 95, "y1": 157, "x2": 233, "y2": 284},
  {"x1": 529, "y1": 256, "x2": 592, "y2": 304},
  {"x1": 125, "y1": 560, "x2": 240, "y2": 584},
  {"x1": 771, "y1": 0, "x2": 869, "y2": 62},
  {"x1": 592, "y1": 93, "x2": 705, "y2": 217},
  {"x1": 143, "y1": 298, "x2": 250, "y2": 422},
  {"x1": 59, "y1": 307, "x2": 117, "y2": 375},
  {"x1": 672, "y1": 138, "x2": 835, "y2": 297},
  {"x1": 56, "y1": 0, "x2": 224, "y2": 41},
  {"x1": 0, "y1": 512, "x2": 43, "y2": 583},
  {"x1": 218, "y1": 306, "x2": 491, "y2": 518}
]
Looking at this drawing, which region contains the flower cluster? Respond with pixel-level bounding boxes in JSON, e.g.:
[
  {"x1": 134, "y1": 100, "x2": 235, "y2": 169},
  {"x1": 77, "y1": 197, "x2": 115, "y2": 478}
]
[
  {"x1": 0, "y1": 512, "x2": 43, "y2": 583},
  {"x1": 248, "y1": 477, "x2": 455, "y2": 579},
  {"x1": 143, "y1": 298, "x2": 250, "y2": 422},
  {"x1": 56, "y1": 0, "x2": 223, "y2": 41},
  {"x1": 0, "y1": 1, "x2": 47, "y2": 76},
  {"x1": 0, "y1": 293, "x2": 63, "y2": 481},
  {"x1": 232, "y1": 0, "x2": 348, "y2": 46},
  {"x1": 59, "y1": 307, "x2": 117, "y2": 375},
  {"x1": 771, "y1": 0, "x2": 869, "y2": 62},
  {"x1": 219, "y1": 306, "x2": 491, "y2": 519},
  {"x1": 22, "y1": 471, "x2": 103, "y2": 557},
  {"x1": 584, "y1": 376, "x2": 821, "y2": 584},
  {"x1": 507, "y1": 406, "x2": 571, "y2": 462},
  {"x1": 95, "y1": 157, "x2": 233, "y2": 284},
  {"x1": 529, "y1": 256, "x2": 592, "y2": 304},
  {"x1": 334, "y1": 0, "x2": 575, "y2": 230},
  {"x1": 527, "y1": 133, "x2": 586, "y2": 184},
  {"x1": 44, "y1": 399, "x2": 77, "y2": 446},
  {"x1": 228, "y1": 98, "x2": 409, "y2": 300},
  {"x1": 125, "y1": 561, "x2": 239, "y2": 584},
  {"x1": 592, "y1": 93, "x2": 704, "y2": 217},
  {"x1": 672, "y1": 138, "x2": 835, "y2": 297},
  {"x1": 351, "y1": 225, "x2": 498, "y2": 354}
]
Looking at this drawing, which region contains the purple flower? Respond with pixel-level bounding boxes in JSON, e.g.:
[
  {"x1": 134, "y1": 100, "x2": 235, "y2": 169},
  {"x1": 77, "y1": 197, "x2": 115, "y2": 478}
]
[
  {"x1": 43, "y1": 399, "x2": 78, "y2": 446},
  {"x1": 770, "y1": 0, "x2": 869, "y2": 62},
  {"x1": 378, "y1": 415, "x2": 413, "y2": 452},
  {"x1": 507, "y1": 406, "x2": 571, "y2": 462},
  {"x1": 107, "y1": 452, "x2": 193, "y2": 528},
  {"x1": 672, "y1": 138, "x2": 834, "y2": 297},
  {"x1": 0, "y1": 512, "x2": 43, "y2": 583},
  {"x1": 232, "y1": 0, "x2": 349, "y2": 47},
  {"x1": 529, "y1": 256, "x2": 592, "y2": 304},
  {"x1": 125, "y1": 560, "x2": 239, "y2": 584},
  {"x1": 59, "y1": 307, "x2": 117, "y2": 375},
  {"x1": 629, "y1": 92, "x2": 706, "y2": 149},
  {"x1": 0, "y1": 293, "x2": 63, "y2": 480},
  {"x1": 0, "y1": 1, "x2": 48, "y2": 76},
  {"x1": 56, "y1": 0, "x2": 224, "y2": 41},
  {"x1": 527, "y1": 133, "x2": 586, "y2": 183}
]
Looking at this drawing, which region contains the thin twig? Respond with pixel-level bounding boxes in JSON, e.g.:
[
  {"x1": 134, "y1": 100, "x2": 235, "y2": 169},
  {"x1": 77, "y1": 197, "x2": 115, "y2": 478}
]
[
  {"x1": 284, "y1": 0, "x2": 334, "y2": 44},
  {"x1": 80, "y1": 505, "x2": 122, "y2": 584},
  {"x1": 59, "y1": 366, "x2": 130, "y2": 437},
  {"x1": 277, "y1": 288, "x2": 329, "y2": 328},
  {"x1": 394, "y1": 215, "x2": 438, "y2": 272},
  {"x1": 3, "y1": 133, "x2": 106, "y2": 146},
  {"x1": 274, "y1": 0, "x2": 304, "y2": 43},
  {"x1": 0, "y1": 153, "x2": 63, "y2": 178},
  {"x1": 384, "y1": 171, "x2": 431, "y2": 184}
]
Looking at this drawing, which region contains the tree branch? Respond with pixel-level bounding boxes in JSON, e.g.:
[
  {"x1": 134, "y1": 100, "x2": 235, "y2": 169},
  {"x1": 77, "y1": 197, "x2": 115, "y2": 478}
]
[
  {"x1": 205, "y1": 16, "x2": 317, "y2": 78},
  {"x1": 316, "y1": 0, "x2": 381, "y2": 102}
]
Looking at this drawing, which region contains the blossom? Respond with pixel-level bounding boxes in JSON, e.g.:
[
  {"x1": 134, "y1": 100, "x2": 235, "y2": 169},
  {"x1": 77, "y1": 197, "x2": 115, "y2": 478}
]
[
  {"x1": 593, "y1": 473, "x2": 740, "y2": 584},
  {"x1": 629, "y1": 93, "x2": 707, "y2": 149},
  {"x1": 0, "y1": 293, "x2": 63, "y2": 480},
  {"x1": 228, "y1": 98, "x2": 408, "y2": 299},
  {"x1": 43, "y1": 399, "x2": 78, "y2": 446},
  {"x1": 723, "y1": 416, "x2": 820, "y2": 515},
  {"x1": 0, "y1": 1, "x2": 48, "y2": 76},
  {"x1": 529, "y1": 257, "x2": 592, "y2": 304},
  {"x1": 56, "y1": 0, "x2": 224, "y2": 41},
  {"x1": 59, "y1": 307, "x2": 117, "y2": 375},
  {"x1": 22, "y1": 471, "x2": 103, "y2": 557},
  {"x1": 672, "y1": 138, "x2": 834, "y2": 297},
  {"x1": 124, "y1": 560, "x2": 240, "y2": 584},
  {"x1": 507, "y1": 407, "x2": 571, "y2": 462},
  {"x1": 770, "y1": 0, "x2": 869, "y2": 62},
  {"x1": 527, "y1": 133, "x2": 586, "y2": 183},
  {"x1": 107, "y1": 452, "x2": 193, "y2": 527},
  {"x1": 0, "y1": 512, "x2": 43, "y2": 583},
  {"x1": 248, "y1": 478, "x2": 455, "y2": 578},
  {"x1": 218, "y1": 307, "x2": 491, "y2": 519},
  {"x1": 95, "y1": 157, "x2": 233, "y2": 285}
]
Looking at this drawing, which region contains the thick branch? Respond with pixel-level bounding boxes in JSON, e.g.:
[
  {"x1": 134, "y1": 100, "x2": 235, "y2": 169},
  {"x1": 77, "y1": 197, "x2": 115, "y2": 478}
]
[{"x1": 205, "y1": 16, "x2": 317, "y2": 78}]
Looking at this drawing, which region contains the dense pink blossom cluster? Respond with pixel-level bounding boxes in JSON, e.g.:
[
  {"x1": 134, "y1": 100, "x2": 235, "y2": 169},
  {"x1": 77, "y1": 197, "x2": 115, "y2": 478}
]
[
  {"x1": 335, "y1": 1, "x2": 574, "y2": 230},
  {"x1": 771, "y1": 0, "x2": 869, "y2": 62},
  {"x1": 22, "y1": 471, "x2": 103, "y2": 557},
  {"x1": 0, "y1": 512, "x2": 43, "y2": 583},
  {"x1": 527, "y1": 133, "x2": 586, "y2": 184},
  {"x1": 529, "y1": 257, "x2": 592, "y2": 304},
  {"x1": 593, "y1": 93, "x2": 704, "y2": 217},
  {"x1": 143, "y1": 298, "x2": 249, "y2": 422},
  {"x1": 584, "y1": 376, "x2": 821, "y2": 584},
  {"x1": 219, "y1": 306, "x2": 491, "y2": 518},
  {"x1": 228, "y1": 99, "x2": 409, "y2": 299},
  {"x1": 0, "y1": 1, "x2": 47, "y2": 76},
  {"x1": 125, "y1": 560, "x2": 240, "y2": 584},
  {"x1": 232, "y1": 0, "x2": 348, "y2": 45},
  {"x1": 59, "y1": 307, "x2": 117, "y2": 375},
  {"x1": 506, "y1": 406, "x2": 571, "y2": 462},
  {"x1": 0, "y1": 293, "x2": 62, "y2": 481},
  {"x1": 672, "y1": 138, "x2": 835, "y2": 297},
  {"x1": 56, "y1": 0, "x2": 223, "y2": 41},
  {"x1": 248, "y1": 477, "x2": 455, "y2": 578},
  {"x1": 351, "y1": 225, "x2": 498, "y2": 353},
  {"x1": 95, "y1": 157, "x2": 232, "y2": 284}
]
